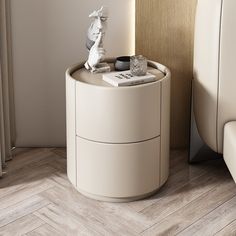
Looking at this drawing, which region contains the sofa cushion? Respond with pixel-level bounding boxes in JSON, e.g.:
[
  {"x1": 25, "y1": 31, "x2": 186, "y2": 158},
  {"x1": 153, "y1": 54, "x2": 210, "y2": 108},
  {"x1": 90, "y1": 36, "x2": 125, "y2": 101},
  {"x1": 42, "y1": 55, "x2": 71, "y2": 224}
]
[{"x1": 223, "y1": 121, "x2": 236, "y2": 183}]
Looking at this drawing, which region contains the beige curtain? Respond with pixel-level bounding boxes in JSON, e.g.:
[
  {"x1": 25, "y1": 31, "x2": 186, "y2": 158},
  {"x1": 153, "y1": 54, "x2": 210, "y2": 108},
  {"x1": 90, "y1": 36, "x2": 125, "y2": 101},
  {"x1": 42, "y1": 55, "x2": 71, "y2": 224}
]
[{"x1": 0, "y1": 0, "x2": 14, "y2": 177}]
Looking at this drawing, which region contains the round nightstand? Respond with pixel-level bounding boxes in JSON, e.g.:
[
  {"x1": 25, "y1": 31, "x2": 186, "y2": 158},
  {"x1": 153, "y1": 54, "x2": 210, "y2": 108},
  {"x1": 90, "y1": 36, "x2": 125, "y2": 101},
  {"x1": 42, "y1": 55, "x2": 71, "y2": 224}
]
[{"x1": 66, "y1": 58, "x2": 171, "y2": 202}]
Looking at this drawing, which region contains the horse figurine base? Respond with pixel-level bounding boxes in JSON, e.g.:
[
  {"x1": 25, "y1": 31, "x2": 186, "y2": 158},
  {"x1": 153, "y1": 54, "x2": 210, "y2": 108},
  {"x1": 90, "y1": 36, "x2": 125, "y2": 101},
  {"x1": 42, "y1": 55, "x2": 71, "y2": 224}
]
[{"x1": 84, "y1": 62, "x2": 110, "y2": 73}]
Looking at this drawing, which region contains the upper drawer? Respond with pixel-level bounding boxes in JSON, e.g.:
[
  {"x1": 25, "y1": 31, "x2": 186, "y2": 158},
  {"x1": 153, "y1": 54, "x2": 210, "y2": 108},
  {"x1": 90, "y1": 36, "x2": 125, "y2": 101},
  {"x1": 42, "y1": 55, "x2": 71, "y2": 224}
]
[{"x1": 75, "y1": 82, "x2": 161, "y2": 143}]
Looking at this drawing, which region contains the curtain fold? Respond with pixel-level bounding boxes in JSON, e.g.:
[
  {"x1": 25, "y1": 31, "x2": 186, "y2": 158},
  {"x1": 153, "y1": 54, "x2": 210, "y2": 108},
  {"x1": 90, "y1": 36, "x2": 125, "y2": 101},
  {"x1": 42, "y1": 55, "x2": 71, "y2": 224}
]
[{"x1": 0, "y1": 0, "x2": 14, "y2": 177}]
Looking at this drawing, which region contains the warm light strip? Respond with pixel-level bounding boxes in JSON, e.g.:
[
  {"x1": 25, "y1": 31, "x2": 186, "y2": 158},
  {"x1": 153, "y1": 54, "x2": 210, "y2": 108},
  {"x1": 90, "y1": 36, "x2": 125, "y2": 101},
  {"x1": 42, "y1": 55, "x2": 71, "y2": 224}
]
[{"x1": 130, "y1": 0, "x2": 136, "y2": 55}]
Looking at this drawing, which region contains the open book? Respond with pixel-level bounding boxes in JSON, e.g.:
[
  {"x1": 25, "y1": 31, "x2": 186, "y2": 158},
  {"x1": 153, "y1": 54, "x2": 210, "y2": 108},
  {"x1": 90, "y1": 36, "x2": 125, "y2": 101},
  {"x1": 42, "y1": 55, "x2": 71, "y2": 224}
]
[{"x1": 102, "y1": 71, "x2": 156, "y2": 87}]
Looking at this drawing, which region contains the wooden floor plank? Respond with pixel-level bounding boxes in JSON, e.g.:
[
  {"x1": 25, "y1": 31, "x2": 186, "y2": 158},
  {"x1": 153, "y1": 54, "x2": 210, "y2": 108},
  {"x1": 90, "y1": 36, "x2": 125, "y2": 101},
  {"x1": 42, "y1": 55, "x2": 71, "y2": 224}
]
[
  {"x1": 47, "y1": 171, "x2": 70, "y2": 189},
  {"x1": 47, "y1": 158, "x2": 67, "y2": 172},
  {"x1": 140, "y1": 166, "x2": 227, "y2": 223},
  {"x1": 34, "y1": 203, "x2": 106, "y2": 236},
  {"x1": 142, "y1": 175, "x2": 236, "y2": 235},
  {"x1": 0, "y1": 214, "x2": 44, "y2": 236},
  {"x1": 0, "y1": 195, "x2": 50, "y2": 228},
  {"x1": 169, "y1": 149, "x2": 189, "y2": 174},
  {"x1": 38, "y1": 186, "x2": 143, "y2": 235},
  {"x1": 178, "y1": 195, "x2": 236, "y2": 236},
  {"x1": 0, "y1": 148, "x2": 234, "y2": 235},
  {"x1": 215, "y1": 219, "x2": 236, "y2": 236},
  {"x1": 7, "y1": 148, "x2": 52, "y2": 172},
  {"x1": 0, "y1": 164, "x2": 56, "y2": 194},
  {"x1": 50, "y1": 148, "x2": 67, "y2": 159},
  {"x1": 0, "y1": 166, "x2": 55, "y2": 210},
  {"x1": 26, "y1": 223, "x2": 64, "y2": 236}
]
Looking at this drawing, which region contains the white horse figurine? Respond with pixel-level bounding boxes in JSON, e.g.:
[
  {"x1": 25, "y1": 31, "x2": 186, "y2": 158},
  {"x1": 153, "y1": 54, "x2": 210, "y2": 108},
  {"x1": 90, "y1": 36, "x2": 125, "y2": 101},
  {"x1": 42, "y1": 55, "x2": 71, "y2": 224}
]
[{"x1": 84, "y1": 6, "x2": 110, "y2": 73}]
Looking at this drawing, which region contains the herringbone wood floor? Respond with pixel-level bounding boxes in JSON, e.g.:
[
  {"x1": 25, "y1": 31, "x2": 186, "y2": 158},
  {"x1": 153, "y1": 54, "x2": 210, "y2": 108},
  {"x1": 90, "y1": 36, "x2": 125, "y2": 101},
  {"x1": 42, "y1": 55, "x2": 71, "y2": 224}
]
[{"x1": 0, "y1": 148, "x2": 236, "y2": 236}]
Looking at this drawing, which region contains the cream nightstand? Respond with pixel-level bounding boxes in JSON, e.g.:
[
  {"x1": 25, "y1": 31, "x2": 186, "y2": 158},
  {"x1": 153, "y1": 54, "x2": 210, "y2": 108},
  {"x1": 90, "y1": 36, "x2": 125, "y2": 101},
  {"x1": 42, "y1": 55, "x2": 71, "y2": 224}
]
[{"x1": 66, "y1": 58, "x2": 171, "y2": 202}]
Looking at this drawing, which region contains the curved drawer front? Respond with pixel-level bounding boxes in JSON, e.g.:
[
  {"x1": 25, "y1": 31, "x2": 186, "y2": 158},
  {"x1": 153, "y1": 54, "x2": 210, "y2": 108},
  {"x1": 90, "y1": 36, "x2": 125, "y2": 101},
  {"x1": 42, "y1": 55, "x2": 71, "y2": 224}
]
[
  {"x1": 76, "y1": 82, "x2": 161, "y2": 143},
  {"x1": 76, "y1": 136, "x2": 160, "y2": 198}
]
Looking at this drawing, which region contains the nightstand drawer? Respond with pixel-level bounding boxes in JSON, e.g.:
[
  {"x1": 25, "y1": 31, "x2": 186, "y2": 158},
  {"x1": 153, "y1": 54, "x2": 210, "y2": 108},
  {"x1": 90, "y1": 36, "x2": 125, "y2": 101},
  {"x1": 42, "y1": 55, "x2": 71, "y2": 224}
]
[
  {"x1": 75, "y1": 82, "x2": 161, "y2": 143},
  {"x1": 76, "y1": 136, "x2": 160, "y2": 198}
]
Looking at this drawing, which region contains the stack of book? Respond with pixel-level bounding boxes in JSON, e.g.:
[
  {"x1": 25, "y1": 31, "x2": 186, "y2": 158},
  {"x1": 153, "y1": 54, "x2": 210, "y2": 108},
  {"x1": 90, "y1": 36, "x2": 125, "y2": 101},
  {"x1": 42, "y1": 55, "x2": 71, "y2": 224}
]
[{"x1": 102, "y1": 71, "x2": 156, "y2": 87}]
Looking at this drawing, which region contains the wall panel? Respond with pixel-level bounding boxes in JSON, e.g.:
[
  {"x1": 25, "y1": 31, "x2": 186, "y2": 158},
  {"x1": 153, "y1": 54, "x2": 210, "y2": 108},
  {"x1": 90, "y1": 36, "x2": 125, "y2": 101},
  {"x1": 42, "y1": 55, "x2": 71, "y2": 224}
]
[
  {"x1": 11, "y1": 0, "x2": 135, "y2": 147},
  {"x1": 136, "y1": 0, "x2": 197, "y2": 148}
]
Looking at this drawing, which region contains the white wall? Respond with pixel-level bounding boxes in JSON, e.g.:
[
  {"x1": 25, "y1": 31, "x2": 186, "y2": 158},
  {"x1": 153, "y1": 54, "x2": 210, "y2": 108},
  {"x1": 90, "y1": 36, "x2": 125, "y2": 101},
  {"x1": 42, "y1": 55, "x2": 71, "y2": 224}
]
[{"x1": 11, "y1": 0, "x2": 135, "y2": 147}]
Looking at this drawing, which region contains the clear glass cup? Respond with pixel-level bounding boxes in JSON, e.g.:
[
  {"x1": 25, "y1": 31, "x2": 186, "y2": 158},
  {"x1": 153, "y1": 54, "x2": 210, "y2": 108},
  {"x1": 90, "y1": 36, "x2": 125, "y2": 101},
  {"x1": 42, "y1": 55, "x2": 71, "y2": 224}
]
[{"x1": 130, "y1": 55, "x2": 147, "y2": 76}]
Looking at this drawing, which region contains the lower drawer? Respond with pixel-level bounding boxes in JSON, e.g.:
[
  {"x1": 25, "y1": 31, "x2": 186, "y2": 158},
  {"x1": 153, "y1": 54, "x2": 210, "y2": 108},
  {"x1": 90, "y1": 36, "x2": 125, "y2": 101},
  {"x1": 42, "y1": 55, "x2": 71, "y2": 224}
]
[{"x1": 76, "y1": 136, "x2": 161, "y2": 198}]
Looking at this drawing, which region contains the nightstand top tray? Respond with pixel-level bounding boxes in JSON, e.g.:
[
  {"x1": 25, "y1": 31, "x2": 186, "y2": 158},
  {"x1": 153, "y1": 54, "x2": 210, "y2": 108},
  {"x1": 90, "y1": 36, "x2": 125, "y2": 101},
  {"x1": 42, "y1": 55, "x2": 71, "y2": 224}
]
[{"x1": 66, "y1": 58, "x2": 170, "y2": 88}]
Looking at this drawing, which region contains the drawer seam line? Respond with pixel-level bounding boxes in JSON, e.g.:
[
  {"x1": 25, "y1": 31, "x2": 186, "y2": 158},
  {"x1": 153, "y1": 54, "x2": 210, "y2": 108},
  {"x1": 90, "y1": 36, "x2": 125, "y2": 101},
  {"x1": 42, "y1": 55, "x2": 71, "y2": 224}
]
[{"x1": 76, "y1": 135, "x2": 161, "y2": 145}]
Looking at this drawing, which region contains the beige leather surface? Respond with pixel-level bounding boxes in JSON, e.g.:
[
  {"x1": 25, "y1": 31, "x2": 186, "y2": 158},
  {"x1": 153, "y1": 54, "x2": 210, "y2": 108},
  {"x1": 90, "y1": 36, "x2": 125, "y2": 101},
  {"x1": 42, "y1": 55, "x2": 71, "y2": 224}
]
[
  {"x1": 71, "y1": 60, "x2": 168, "y2": 144},
  {"x1": 160, "y1": 76, "x2": 171, "y2": 185},
  {"x1": 194, "y1": 0, "x2": 236, "y2": 154},
  {"x1": 218, "y1": 0, "x2": 236, "y2": 153},
  {"x1": 66, "y1": 74, "x2": 77, "y2": 186},
  {"x1": 223, "y1": 122, "x2": 236, "y2": 183},
  {"x1": 74, "y1": 62, "x2": 164, "y2": 143},
  {"x1": 193, "y1": 0, "x2": 223, "y2": 152},
  {"x1": 76, "y1": 136, "x2": 160, "y2": 198},
  {"x1": 66, "y1": 60, "x2": 171, "y2": 201},
  {"x1": 75, "y1": 80, "x2": 161, "y2": 143}
]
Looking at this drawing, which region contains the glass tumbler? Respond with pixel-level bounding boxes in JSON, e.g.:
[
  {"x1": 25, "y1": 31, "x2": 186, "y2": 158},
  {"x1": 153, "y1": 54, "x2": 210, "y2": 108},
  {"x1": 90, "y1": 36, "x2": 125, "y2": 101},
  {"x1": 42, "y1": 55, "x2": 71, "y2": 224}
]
[{"x1": 130, "y1": 55, "x2": 147, "y2": 76}]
